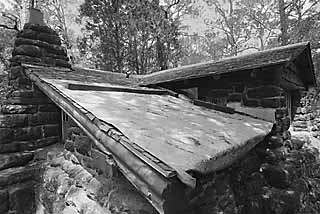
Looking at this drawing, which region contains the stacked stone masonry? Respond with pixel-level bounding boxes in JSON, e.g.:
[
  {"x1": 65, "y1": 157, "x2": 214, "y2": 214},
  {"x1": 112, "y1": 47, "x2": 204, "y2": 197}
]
[
  {"x1": 198, "y1": 69, "x2": 286, "y2": 109},
  {"x1": 292, "y1": 87, "x2": 320, "y2": 138},
  {"x1": 0, "y1": 23, "x2": 69, "y2": 214},
  {"x1": 57, "y1": 114, "x2": 158, "y2": 214},
  {"x1": 0, "y1": 65, "x2": 61, "y2": 213},
  {"x1": 11, "y1": 24, "x2": 71, "y2": 69}
]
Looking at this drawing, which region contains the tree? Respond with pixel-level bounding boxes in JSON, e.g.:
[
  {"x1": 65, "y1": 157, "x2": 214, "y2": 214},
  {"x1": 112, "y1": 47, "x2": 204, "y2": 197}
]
[
  {"x1": 38, "y1": 0, "x2": 79, "y2": 63},
  {"x1": 0, "y1": 0, "x2": 23, "y2": 70},
  {"x1": 78, "y1": 0, "x2": 184, "y2": 74},
  {"x1": 279, "y1": 0, "x2": 288, "y2": 45}
]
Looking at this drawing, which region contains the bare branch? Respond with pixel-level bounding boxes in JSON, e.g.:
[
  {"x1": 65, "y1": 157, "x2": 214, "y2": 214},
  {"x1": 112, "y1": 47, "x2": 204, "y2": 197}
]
[
  {"x1": 0, "y1": 23, "x2": 19, "y2": 31},
  {"x1": 167, "y1": 0, "x2": 181, "y2": 10}
]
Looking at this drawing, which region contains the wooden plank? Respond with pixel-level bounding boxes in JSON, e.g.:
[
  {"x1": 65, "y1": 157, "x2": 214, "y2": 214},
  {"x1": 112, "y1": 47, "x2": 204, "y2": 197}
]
[
  {"x1": 67, "y1": 83, "x2": 170, "y2": 95},
  {"x1": 193, "y1": 99, "x2": 235, "y2": 114}
]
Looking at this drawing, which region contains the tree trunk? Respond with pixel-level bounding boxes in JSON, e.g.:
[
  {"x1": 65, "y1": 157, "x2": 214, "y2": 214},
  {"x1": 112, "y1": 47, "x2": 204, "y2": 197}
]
[
  {"x1": 156, "y1": 37, "x2": 168, "y2": 71},
  {"x1": 279, "y1": 0, "x2": 288, "y2": 45}
]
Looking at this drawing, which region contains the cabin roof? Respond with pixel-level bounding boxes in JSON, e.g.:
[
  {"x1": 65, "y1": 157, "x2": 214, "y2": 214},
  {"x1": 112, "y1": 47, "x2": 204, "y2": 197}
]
[
  {"x1": 136, "y1": 42, "x2": 316, "y2": 87},
  {"x1": 24, "y1": 65, "x2": 272, "y2": 187}
]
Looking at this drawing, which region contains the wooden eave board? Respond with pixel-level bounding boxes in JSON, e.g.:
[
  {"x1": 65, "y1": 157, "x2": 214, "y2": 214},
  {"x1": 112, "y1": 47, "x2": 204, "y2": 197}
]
[
  {"x1": 29, "y1": 66, "x2": 141, "y2": 87},
  {"x1": 34, "y1": 69, "x2": 273, "y2": 176},
  {"x1": 136, "y1": 42, "x2": 309, "y2": 86}
]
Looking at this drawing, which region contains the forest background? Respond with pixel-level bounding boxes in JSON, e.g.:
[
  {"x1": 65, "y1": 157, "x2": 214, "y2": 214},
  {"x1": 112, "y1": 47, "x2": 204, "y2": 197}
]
[{"x1": 1, "y1": 0, "x2": 320, "y2": 81}]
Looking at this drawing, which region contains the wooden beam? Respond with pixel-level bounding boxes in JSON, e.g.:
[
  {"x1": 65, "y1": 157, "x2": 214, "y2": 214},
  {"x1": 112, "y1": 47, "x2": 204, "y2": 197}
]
[
  {"x1": 67, "y1": 83, "x2": 171, "y2": 95},
  {"x1": 193, "y1": 99, "x2": 235, "y2": 114}
]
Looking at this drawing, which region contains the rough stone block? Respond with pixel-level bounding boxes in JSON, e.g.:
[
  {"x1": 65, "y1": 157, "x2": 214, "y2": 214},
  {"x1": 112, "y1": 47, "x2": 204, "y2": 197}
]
[
  {"x1": 17, "y1": 29, "x2": 38, "y2": 40},
  {"x1": 8, "y1": 76, "x2": 32, "y2": 88},
  {"x1": 0, "y1": 114, "x2": 28, "y2": 128},
  {"x1": 1, "y1": 104, "x2": 38, "y2": 114},
  {"x1": 260, "y1": 163, "x2": 290, "y2": 188},
  {"x1": 8, "y1": 78, "x2": 32, "y2": 90},
  {"x1": 0, "y1": 189, "x2": 9, "y2": 213},
  {"x1": 282, "y1": 117, "x2": 291, "y2": 131},
  {"x1": 66, "y1": 127, "x2": 83, "y2": 139},
  {"x1": 22, "y1": 137, "x2": 59, "y2": 152},
  {"x1": 14, "y1": 38, "x2": 67, "y2": 56},
  {"x1": 9, "y1": 182, "x2": 35, "y2": 214},
  {"x1": 292, "y1": 121, "x2": 308, "y2": 129},
  {"x1": 247, "y1": 85, "x2": 283, "y2": 99},
  {"x1": 74, "y1": 135, "x2": 92, "y2": 156},
  {"x1": 0, "y1": 142, "x2": 23, "y2": 154},
  {"x1": 11, "y1": 54, "x2": 42, "y2": 65},
  {"x1": 64, "y1": 139, "x2": 75, "y2": 152},
  {"x1": 9, "y1": 90, "x2": 34, "y2": 98},
  {"x1": 14, "y1": 126, "x2": 42, "y2": 141},
  {"x1": 293, "y1": 114, "x2": 309, "y2": 121},
  {"x1": 267, "y1": 135, "x2": 284, "y2": 149},
  {"x1": 0, "y1": 165, "x2": 38, "y2": 187},
  {"x1": 9, "y1": 66, "x2": 24, "y2": 80},
  {"x1": 42, "y1": 124, "x2": 61, "y2": 137},
  {"x1": 6, "y1": 97, "x2": 52, "y2": 105},
  {"x1": 48, "y1": 44, "x2": 67, "y2": 56},
  {"x1": 9, "y1": 89, "x2": 44, "y2": 98},
  {"x1": 12, "y1": 45, "x2": 42, "y2": 58},
  {"x1": 91, "y1": 149, "x2": 117, "y2": 177},
  {"x1": 275, "y1": 108, "x2": 288, "y2": 118},
  {"x1": 0, "y1": 137, "x2": 59, "y2": 153},
  {"x1": 45, "y1": 52, "x2": 69, "y2": 61},
  {"x1": 40, "y1": 57, "x2": 56, "y2": 66},
  {"x1": 23, "y1": 23, "x2": 57, "y2": 36},
  {"x1": 0, "y1": 152, "x2": 34, "y2": 170},
  {"x1": 15, "y1": 37, "x2": 48, "y2": 49},
  {"x1": 28, "y1": 112, "x2": 60, "y2": 126},
  {"x1": 37, "y1": 33, "x2": 61, "y2": 46},
  {"x1": 38, "y1": 104, "x2": 59, "y2": 112},
  {"x1": 0, "y1": 128, "x2": 14, "y2": 144}
]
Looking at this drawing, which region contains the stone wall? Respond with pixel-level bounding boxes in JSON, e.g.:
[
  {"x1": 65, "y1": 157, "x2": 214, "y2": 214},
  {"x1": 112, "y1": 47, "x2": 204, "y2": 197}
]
[
  {"x1": 292, "y1": 87, "x2": 320, "y2": 138},
  {"x1": 0, "y1": 23, "x2": 70, "y2": 214},
  {"x1": 191, "y1": 69, "x2": 320, "y2": 214},
  {"x1": 0, "y1": 71, "x2": 61, "y2": 213},
  {"x1": 45, "y1": 113, "x2": 157, "y2": 214},
  {"x1": 198, "y1": 69, "x2": 286, "y2": 122},
  {"x1": 188, "y1": 82, "x2": 320, "y2": 213},
  {"x1": 11, "y1": 23, "x2": 70, "y2": 68},
  {"x1": 187, "y1": 135, "x2": 320, "y2": 214},
  {"x1": 63, "y1": 114, "x2": 117, "y2": 178}
]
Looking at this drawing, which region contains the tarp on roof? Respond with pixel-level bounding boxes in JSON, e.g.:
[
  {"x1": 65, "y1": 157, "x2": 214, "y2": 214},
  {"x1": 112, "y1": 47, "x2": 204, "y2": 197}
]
[{"x1": 25, "y1": 67, "x2": 273, "y2": 184}]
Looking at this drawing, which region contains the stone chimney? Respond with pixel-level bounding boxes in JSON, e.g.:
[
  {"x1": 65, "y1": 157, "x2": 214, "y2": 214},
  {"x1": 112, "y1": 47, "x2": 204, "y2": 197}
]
[
  {"x1": 0, "y1": 9, "x2": 65, "y2": 213},
  {"x1": 10, "y1": 8, "x2": 71, "y2": 69}
]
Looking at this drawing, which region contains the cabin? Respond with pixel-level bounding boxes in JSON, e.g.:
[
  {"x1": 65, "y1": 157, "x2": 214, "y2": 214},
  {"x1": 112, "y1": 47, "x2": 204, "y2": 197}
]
[
  {"x1": 0, "y1": 11, "x2": 317, "y2": 214},
  {"x1": 138, "y1": 42, "x2": 316, "y2": 123}
]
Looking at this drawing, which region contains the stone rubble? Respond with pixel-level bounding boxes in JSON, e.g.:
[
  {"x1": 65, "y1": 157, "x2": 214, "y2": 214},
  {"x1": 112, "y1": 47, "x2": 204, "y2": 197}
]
[{"x1": 36, "y1": 145, "x2": 157, "y2": 214}]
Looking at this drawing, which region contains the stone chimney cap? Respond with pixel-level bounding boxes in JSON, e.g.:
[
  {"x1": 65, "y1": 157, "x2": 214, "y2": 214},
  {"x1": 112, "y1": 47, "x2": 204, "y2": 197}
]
[{"x1": 27, "y1": 7, "x2": 45, "y2": 26}]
